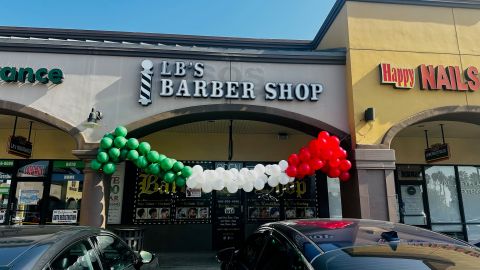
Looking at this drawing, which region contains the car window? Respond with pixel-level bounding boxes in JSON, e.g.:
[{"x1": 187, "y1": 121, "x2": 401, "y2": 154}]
[
  {"x1": 237, "y1": 233, "x2": 268, "y2": 269},
  {"x1": 50, "y1": 240, "x2": 101, "y2": 270},
  {"x1": 93, "y1": 234, "x2": 136, "y2": 270},
  {"x1": 256, "y1": 233, "x2": 309, "y2": 270}
]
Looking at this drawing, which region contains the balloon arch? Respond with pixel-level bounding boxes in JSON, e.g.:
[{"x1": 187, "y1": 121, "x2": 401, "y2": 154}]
[{"x1": 91, "y1": 126, "x2": 352, "y2": 194}]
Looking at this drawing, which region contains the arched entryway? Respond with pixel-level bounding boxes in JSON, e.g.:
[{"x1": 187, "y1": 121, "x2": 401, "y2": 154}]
[
  {"x1": 107, "y1": 104, "x2": 348, "y2": 253},
  {"x1": 386, "y1": 106, "x2": 480, "y2": 242},
  {"x1": 0, "y1": 100, "x2": 87, "y2": 226}
]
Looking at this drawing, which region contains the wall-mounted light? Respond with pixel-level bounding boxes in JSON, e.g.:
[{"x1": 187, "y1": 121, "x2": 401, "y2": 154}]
[
  {"x1": 278, "y1": 132, "x2": 289, "y2": 140},
  {"x1": 84, "y1": 107, "x2": 103, "y2": 128},
  {"x1": 364, "y1": 107, "x2": 375, "y2": 122}
]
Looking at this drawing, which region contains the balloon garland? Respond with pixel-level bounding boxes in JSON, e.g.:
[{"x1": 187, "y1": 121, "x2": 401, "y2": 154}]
[{"x1": 91, "y1": 126, "x2": 352, "y2": 193}]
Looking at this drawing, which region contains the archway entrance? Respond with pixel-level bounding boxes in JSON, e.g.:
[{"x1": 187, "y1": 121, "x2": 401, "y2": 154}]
[
  {"x1": 390, "y1": 115, "x2": 480, "y2": 242},
  {"x1": 0, "y1": 113, "x2": 84, "y2": 226},
  {"x1": 115, "y1": 119, "x2": 345, "y2": 253}
]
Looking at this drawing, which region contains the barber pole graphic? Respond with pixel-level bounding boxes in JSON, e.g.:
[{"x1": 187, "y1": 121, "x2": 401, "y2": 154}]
[{"x1": 139, "y1": 60, "x2": 154, "y2": 106}]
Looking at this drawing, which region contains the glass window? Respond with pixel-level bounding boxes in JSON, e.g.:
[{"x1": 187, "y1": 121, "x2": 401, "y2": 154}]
[
  {"x1": 237, "y1": 233, "x2": 267, "y2": 269},
  {"x1": 12, "y1": 181, "x2": 44, "y2": 225},
  {"x1": 458, "y1": 166, "x2": 480, "y2": 223},
  {"x1": 94, "y1": 235, "x2": 136, "y2": 270},
  {"x1": 50, "y1": 240, "x2": 101, "y2": 270},
  {"x1": 327, "y1": 178, "x2": 342, "y2": 219},
  {"x1": 425, "y1": 166, "x2": 461, "y2": 223}
]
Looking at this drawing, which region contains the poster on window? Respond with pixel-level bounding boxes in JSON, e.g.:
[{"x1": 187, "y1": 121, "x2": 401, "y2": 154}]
[
  {"x1": 19, "y1": 190, "x2": 40, "y2": 205},
  {"x1": 0, "y1": 210, "x2": 5, "y2": 223},
  {"x1": 16, "y1": 160, "x2": 49, "y2": 178},
  {"x1": 52, "y1": 209, "x2": 78, "y2": 224},
  {"x1": 108, "y1": 163, "x2": 125, "y2": 224},
  {"x1": 400, "y1": 185, "x2": 427, "y2": 225},
  {"x1": 283, "y1": 178, "x2": 318, "y2": 219}
]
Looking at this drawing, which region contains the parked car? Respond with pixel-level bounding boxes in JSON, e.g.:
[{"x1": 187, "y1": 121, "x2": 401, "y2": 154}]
[
  {"x1": 217, "y1": 218, "x2": 480, "y2": 270},
  {"x1": 0, "y1": 225, "x2": 158, "y2": 270}
]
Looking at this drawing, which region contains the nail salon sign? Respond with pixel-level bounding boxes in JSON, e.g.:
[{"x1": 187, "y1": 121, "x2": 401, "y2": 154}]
[{"x1": 138, "y1": 59, "x2": 325, "y2": 106}]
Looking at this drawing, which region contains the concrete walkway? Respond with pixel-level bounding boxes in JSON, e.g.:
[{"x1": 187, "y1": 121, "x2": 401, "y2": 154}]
[{"x1": 153, "y1": 252, "x2": 221, "y2": 269}]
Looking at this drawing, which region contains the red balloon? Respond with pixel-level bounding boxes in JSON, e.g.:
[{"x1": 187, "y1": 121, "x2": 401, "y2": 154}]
[
  {"x1": 308, "y1": 140, "x2": 321, "y2": 157},
  {"x1": 307, "y1": 167, "x2": 316, "y2": 176},
  {"x1": 288, "y1": 154, "x2": 300, "y2": 166},
  {"x1": 299, "y1": 148, "x2": 311, "y2": 162},
  {"x1": 329, "y1": 158, "x2": 341, "y2": 168},
  {"x1": 328, "y1": 168, "x2": 341, "y2": 178},
  {"x1": 318, "y1": 131, "x2": 330, "y2": 140},
  {"x1": 337, "y1": 149, "x2": 347, "y2": 159},
  {"x1": 320, "y1": 149, "x2": 334, "y2": 160},
  {"x1": 328, "y1": 136, "x2": 341, "y2": 147},
  {"x1": 320, "y1": 164, "x2": 330, "y2": 173},
  {"x1": 298, "y1": 163, "x2": 311, "y2": 175},
  {"x1": 285, "y1": 166, "x2": 298, "y2": 177},
  {"x1": 339, "y1": 160, "x2": 352, "y2": 171},
  {"x1": 339, "y1": 172, "x2": 351, "y2": 181},
  {"x1": 309, "y1": 159, "x2": 324, "y2": 170}
]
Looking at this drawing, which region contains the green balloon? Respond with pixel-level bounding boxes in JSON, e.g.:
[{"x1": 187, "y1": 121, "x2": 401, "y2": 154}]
[
  {"x1": 158, "y1": 154, "x2": 167, "y2": 162},
  {"x1": 127, "y1": 150, "x2": 139, "y2": 160},
  {"x1": 114, "y1": 136, "x2": 127, "y2": 148},
  {"x1": 172, "y1": 161, "x2": 184, "y2": 172},
  {"x1": 181, "y1": 166, "x2": 193, "y2": 178},
  {"x1": 100, "y1": 137, "x2": 113, "y2": 149},
  {"x1": 163, "y1": 171, "x2": 176, "y2": 183},
  {"x1": 175, "y1": 175, "x2": 186, "y2": 187},
  {"x1": 115, "y1": 126, "x2": 128, "y2": 137},
  {"x1": 103, "y1": 162, "x2": 116, "y2": 175},
  {"x1": 97, "y1": 151, "x2": 109, "y2": 163},
  {"x1": 148, "y1": 163, "x2": 160, "y2": 175},
  {"x1": 104, "y1": 133, "x2": 115, "y2": 140},
  {"x1": 160, "y1": 158, "x2": 174, "y2": 171},
  {"x1": 120, "y1": 149, "x2": 129, "y2": 161},
  {"x1": 158, "y1": 171, "x2": 165, "y2": 179},
  {"x1": 138, "y1": 142, "x2": 151, "y2": 155},
  {"x1": 108, "y1": 148, "x2": 121, "y2": 159},
  {"x1": 147, "y1": 151, "x2": 160, "y2": 163},
  {"x1": 126, "y1": 138, "x2": 139, "y2": 150},
  {"x1": 144, "y1": 165, "x2": 151, "y2": 175},
  {"x1": 136, "y1": 156, "x2": 149, "y2": 169},
  {"x1": 90, "y1": 159, "x2": 102, "y2": 170}
]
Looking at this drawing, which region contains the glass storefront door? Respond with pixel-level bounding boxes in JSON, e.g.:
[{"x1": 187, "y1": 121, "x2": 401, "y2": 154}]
[{"x1": 10, "y1": 180, "x2": 45, "y2": 225}]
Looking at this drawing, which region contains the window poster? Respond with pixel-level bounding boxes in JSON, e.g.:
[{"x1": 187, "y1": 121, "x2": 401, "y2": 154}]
[
  {"x1": 133, "y1": 161, "x2": 213, "y2": 225},
  {"x1": 283, "y1": 177, "x2": 318, "y2": 220},
  {"x1": 108, "y1": 162, "x2": 125, "y2": 225}
]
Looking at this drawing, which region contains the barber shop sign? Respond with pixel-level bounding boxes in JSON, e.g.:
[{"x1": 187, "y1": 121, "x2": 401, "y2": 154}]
[{"x1": 138, "y1": 59, "x2": 325, "y2": 106}]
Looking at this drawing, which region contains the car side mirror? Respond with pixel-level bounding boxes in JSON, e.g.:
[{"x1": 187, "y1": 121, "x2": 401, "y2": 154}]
[
  {"x1": 216, "y1": 247, "x2": 236, "y2": 262},
  {"x1": 139, "y1": 250, "x2": 153, "y2": 264}
]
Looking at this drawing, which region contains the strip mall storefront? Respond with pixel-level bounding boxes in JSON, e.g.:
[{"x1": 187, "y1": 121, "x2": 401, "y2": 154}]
[{"x1": 1, "y1": 0, "x2": 480, "y2": 251}]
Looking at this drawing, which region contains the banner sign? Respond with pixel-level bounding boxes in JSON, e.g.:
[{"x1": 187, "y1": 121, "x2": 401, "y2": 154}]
[
  {"x1": 52, "y1": 209, "x2": 78, "y2": 224},
  {"x1": 425, "y1": 143, "x2": 450, "y2": 163},
  {"x1": 107, "y1": 163, "x2": 125, "y2": 224},
  {"x1": 8, "y1": 136, "x2": 32, "y2": 158},
  {"x1": 380, "y1": 63, "x2": 479, "y2": 92}
]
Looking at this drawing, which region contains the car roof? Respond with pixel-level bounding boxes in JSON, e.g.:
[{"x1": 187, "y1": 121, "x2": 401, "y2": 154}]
[
  {"x1": 0, "y1": 226, "x2": 104, "y2": 268},
  {"x1": 262, "y1": 219, "x2": 470, "y2": 254}
]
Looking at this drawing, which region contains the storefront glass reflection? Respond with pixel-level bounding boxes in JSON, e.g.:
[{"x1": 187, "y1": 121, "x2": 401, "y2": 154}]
[
  {"x1": 425, "y1": 166, "x2": 461, "y2": 224},
  {"x1": 458, "y1": 166, "x2": 480, "y2": 223}
]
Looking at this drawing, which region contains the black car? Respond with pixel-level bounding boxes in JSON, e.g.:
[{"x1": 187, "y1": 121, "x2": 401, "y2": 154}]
[
  {"x1": 217, "y1": 218, "x2": 480, "y2": 270},
  {"x1": 0, "y1": 225, "x2": 158, "y2": 270}
]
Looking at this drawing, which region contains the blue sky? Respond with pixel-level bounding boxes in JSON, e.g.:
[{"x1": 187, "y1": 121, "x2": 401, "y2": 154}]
[{"x1": 0, "y1": 0, "x2": 337, "y2": 40}]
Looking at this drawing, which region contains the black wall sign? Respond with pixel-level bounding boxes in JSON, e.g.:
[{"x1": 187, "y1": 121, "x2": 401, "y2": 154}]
[
  {"x1": 8, "y1": 136, "x2": 32, "y2": 158},
  {"x1": 425, "y1": 143, "x2": 450, "y2": 163},
  {"x1": 213, "y1": 190, "x2": 243, "y2": 249}
]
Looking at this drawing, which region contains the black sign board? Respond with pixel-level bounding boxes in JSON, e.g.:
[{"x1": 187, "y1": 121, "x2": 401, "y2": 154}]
[
  {"x1": 8, "y1": 136, "x2": 32, "y2": 158},
  {"x1": 425, "y1": 143, "x2": 450, "y2": 163}
]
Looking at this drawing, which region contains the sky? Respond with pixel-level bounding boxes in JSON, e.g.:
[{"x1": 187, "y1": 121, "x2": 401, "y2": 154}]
[{"x1": 0, "y1": 0, "x2": 337, "y2": 40}]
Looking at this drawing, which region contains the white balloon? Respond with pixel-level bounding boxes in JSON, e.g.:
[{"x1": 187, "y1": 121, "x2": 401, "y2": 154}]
[
  {"x1": 279, "y1": 173, "x2": 289, "y2": 185},
  {"x1": 279, "y1": 160, "x2": 289, "y2": 171},
  {"x1": 254, "y1": 178, "x2": 265, "y2": 190},
  {"x1": 237, "y1": 174, "x2": 246, "y2": 187},
  {"x1": 215, "y1": 167, "x2": 226, "y2": 174},
  {"x1": 186, "y1": 177, "x2": 198, "y2": 188},
  {"x1": 202, "y1": 182, "x2": 213, "y2": 193},
  {"x1": 226, "y1": 182, "x2": 239, "y2": 193},
  {"x1": 224, "y1": 170, "x2": 234, "y2": 181},
  {"x1": 248, "y1": 170, "x2": 258, "y2": 180},
  {"x1": 240, "y1": 168, "x2": 249, "y2": 176},
  {"x1": 288, "y1": 176, "x2": 295, "y2": 183},
  {"x1": 254, "y1": 164, "x2": 266, "y2": 175},
  {"x1": 273, "y1": 165, "x2": 283, "y2": 176},
  {"x1": 196, "y1": 173, "x2": 206, "y2": 184},
  {"x1": 230, "y1": 168, "x2": 239, "y2": 176},
  {"x1": 213, "y1": 178, "x2": 225, "y2": 191},
  {"x1": 265, "y1": 165, "x2": 273, "y2": 175},
  {"x1": 258, "y1": 174, "x2": 268, "y2": 183},
  {"x1": 192, "y1": 165, "x2": 204, "y2": 174},
  {"x1": 243, "y1": 181, "x2": 254, "y2": 192},
  {"x1": 267, "y1": 175, "x2": 279, "y2": 187}
]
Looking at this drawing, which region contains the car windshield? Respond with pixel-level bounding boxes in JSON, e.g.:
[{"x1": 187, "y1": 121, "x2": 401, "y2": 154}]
[{"x1": 310, "y1": 243, "x2": 480, "y2": 270}]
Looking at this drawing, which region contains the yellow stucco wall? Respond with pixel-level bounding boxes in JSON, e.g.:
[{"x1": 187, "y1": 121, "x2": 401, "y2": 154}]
[
  {"x1": 344, "y1": 1, "x2": 480, "y2": 145},
  {"x1": 141, "y1": 132, "x2": 313, "y2": 162},
  {"x1": 0, "y1": 128, "x2": 77, "y2": 159},
  {"x1": 317, "y1": 6, "x2": 349, "y2": 50}
]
